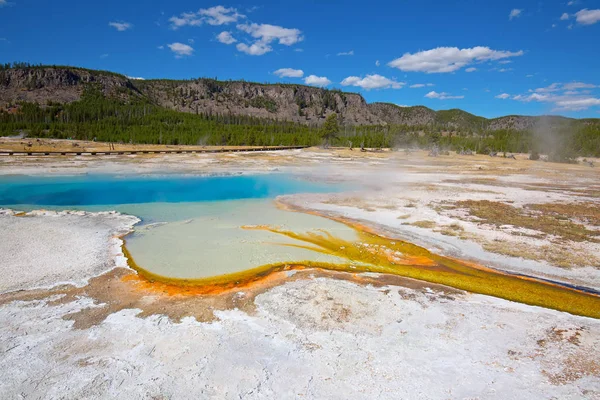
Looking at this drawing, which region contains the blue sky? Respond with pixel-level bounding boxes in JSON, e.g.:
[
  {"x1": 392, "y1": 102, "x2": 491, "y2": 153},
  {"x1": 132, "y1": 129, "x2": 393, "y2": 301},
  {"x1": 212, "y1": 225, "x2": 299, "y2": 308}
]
[{"x1": 1, "y1": 0, "x2": 599, "y2": 118}]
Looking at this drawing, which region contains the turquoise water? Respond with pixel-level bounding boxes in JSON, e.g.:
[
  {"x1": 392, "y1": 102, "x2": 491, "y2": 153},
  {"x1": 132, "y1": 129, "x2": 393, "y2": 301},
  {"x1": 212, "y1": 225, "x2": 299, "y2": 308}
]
[
  {"x1": 0, "y1": 174, "x2": 334, "y2": 207},
  {"x1": 0, "y1": 174, "x2": 358, "y2": 279}
]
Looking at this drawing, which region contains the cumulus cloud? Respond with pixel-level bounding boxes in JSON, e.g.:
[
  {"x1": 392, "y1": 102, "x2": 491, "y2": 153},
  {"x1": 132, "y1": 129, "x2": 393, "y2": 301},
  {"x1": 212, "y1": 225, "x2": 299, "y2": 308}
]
[
  {"x1": 109, "y1": 21, "x2": 133, "y2": 31},
  {"x1": 532, "y1": 82, "x2": 597, "y2": 93},
  {"x1": 553, "y1": 97, "x2": 600, "y2": 111},
  {"x1": 237, "y1": 23, "x2": 303, "y2": 46},
  {"x1": 509, "y1": 9, "x2": 523, "y2": 20},
  {"x1": 170, "y1": 6, "x2": 244, "y2": 29},
  {"x1": 409, "y1": 83, "x2": 434, "y2": 88},
  {"x1": 425, "y1": 91, "x2": 464, "y2": 100},
  {"x1": 575, "y1": 9, "x2": 600, "y2": 25},
  {"x1": 337, "y1": 50, "x2": 354, "y2": 56},
  {"x1": 465, "y1": 67, "x2": 477, "y2": 72},
  {"x1": 216, "y1": 31, "x2": 237, "y2": 45},
  {"x1": 304, "y1": 75, "x2": 331, "y2": 87},
  {"x1": 495, "y1": 93, "x2": 511, "y2": 99},
  {"x1": 341, "y1": 74, "x2": 404, "y2": 90},
  {"x1": 560, "y1": 13, "x2": 570, "y2": 20},
  {"x1": 388, "y1": 46, "x2": 524, "y2": 73},
  {"x1": 236, "y1": 42, "x2": 271, "y2": 55},
  {"x1": 511, "y1": 82, "x2": 600, "y2": 111},
  {"x1": 0, "y1": 0, "x2": 11, "y2": 7},
  {"x1": 273, "y1": 68, "x2": 304, "y2": 78},
  {"x1": 375, "y1": 60, "x2": 380, "y2": 67},
  {"x1": 562, "y1": 81, "x2": 597, "y2": 90},
  {"x1": 232, "y1": 23, "x2": 303, "y2": 56},
  {"x1": 201, "y1": 5, "x2": 244, "y2": 25},
  {"x1": 167, "y1": 42, "x2": 194, "y2": 57}
]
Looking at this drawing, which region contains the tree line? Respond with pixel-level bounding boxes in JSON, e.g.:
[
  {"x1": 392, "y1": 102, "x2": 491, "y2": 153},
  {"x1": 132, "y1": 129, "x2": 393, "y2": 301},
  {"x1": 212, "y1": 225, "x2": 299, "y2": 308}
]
[{"x1": 1, "y1": 89, "x2": 598, "y2": 158}]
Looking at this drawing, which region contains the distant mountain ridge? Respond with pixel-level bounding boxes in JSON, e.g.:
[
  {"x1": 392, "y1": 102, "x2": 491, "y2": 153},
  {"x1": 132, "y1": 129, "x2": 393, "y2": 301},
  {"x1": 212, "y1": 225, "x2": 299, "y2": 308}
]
[{"x1": 1, "y1": 65, "x2": 598, "y2": 130}]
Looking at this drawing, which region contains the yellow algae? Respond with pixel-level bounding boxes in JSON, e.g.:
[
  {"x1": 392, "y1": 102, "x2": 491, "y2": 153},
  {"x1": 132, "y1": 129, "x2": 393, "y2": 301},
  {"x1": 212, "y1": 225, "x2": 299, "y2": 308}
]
[{"x1": 123, "y1": 214, "x2": 600, "y2": 319}]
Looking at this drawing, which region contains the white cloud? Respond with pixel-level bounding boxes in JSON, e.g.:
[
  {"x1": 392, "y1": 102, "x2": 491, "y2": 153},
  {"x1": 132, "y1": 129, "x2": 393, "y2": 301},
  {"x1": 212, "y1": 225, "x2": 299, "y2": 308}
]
[
  {"x1": 495, "y1": 93, "x2": 511, "y2": 99},
  {"x1": 100, "y1": 53, "x2": 109, "y2": 59},
  {"x1": 575, "y1": 9, "x2": 600, "y2": 25},
  {"x1": 200, "y1": 5, "x2": 244, "y2": 25},
  {"x1": 425, "y1": 91, "x2": 464, "y2": 100},
  {"x1": 409, "y1": 83, "x2": 434, "y2": 88},
  {"x1": 512, "y1": 84, "x2": 600, "y2": 111},
  {"x1": 157, "y1": 45, "x2": 165, "y2": 50},
  {"x1": 170, "y1": 6, "x2": 244, "y2": 29},
  {"x1": 109, "y1": 21, "x2": 133, "y2": 31},
  {"x1": 169, "y1": 13, "x2": 202, "y2": 28},
  {"x1": 388, "y1": 46, "x2": 524, "y2": 73},
  {"x1": 216, "y1": 31, "x2": 237, "y2": 45},
  {"x1": 526, "y1": 74, "x2": 534, "y2": 77},
  {"x1": 0, "y1": 0, "x2": 10, "y2": 7},
  {"x1": 341, "y1": 74, "x2": 404, "y2": 90},
  {"x1": 554, "y1": 97, "x2": 600, "y2": 111},
  {"x1": 304, "y1": 75, "x2": 331, "y2": 87},
  {"x1": 563, "y1": 81, "x2": 597, "y2": 90},
  {"x1": 236, "y1": 42, "x2": 271, "y2": 55},
  {"x1": 167, "y1": 42, "x2": 194, "y2": 57},
  {"x1": 465, "y1": 67, "x2": 477, "y2": 72},
  {"x1": 273, "y1": 68, "x2": 304, "y2": 78},
  {"x1": 337, "y1": 50, "x2": 354, "y2": 56},
  {"x1": 531, "y1": 82, "x2": 597, "y2": 93},
  {"x1": 567, "y1": 0, "x2": 578, "y2": 5},
  {"x1": 509, "y1": 9, "x2": 523, "y2": 20},
  {"x1": 294, "y1": 48, "x2": 304, "y2": 52},
  {"x1": 232, "y1": 23, "x2": 303, "y2": 56},
  {"x1": 375, "y1": 60, "x2": 380, "y2": 67},
  {"x1": 532, "y1": 83, "x2": 561, "y2": 93},
  {"x1": 237, "y1": 23, "x2": 303, "y2": 46},
  {"x1": 560, "y1": 13, "x2": 570, "y2": 20},
  {"x1": 127, "y1": 76, "x2": 145, "y2": 80}
]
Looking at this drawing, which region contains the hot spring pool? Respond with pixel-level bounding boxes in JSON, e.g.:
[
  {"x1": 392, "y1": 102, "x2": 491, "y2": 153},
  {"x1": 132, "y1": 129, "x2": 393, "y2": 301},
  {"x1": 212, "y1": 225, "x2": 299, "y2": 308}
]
[
  {"x1": 0, "y1": 174, "x2": 358, "y2": 280},
  {"x1": 3, "y1": 173, "x2": 600, "y2": 318}
]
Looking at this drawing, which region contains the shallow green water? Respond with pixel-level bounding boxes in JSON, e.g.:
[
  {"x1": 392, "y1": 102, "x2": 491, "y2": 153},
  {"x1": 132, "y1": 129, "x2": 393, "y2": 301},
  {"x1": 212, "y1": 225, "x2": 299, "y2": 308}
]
[{"x1": 123, "y1": 199, "x2": 358, "y2": 279}]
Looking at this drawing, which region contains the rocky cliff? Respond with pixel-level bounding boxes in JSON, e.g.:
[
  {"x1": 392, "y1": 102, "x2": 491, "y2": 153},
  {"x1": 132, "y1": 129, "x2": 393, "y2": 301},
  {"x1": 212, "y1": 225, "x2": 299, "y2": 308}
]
[{"x1": 1, "y1": 66, "x2": 597, "y2": 130}]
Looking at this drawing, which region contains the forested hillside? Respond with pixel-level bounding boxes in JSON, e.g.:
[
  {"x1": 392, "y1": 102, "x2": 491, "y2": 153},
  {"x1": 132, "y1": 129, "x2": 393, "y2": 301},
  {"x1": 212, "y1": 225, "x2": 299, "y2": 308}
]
[{"x1": 1, "y1": 64, "x2": 599, "y2": 157}]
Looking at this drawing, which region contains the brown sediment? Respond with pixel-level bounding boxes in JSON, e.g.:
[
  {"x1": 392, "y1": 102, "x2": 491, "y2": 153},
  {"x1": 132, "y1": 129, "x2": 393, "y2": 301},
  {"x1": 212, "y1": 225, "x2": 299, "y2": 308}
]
[
  {"x1": 451, "y1": 200, "x2": 599, "y2": 243},
  {"x1": 0, "y1": 265, "x2": 455, "y2": 329}
]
